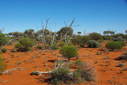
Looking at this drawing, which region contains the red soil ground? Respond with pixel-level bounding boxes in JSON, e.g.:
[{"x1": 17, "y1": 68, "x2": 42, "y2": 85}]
[{"x1": 0, "y1": 45, "x2": 127, "y2": 85}]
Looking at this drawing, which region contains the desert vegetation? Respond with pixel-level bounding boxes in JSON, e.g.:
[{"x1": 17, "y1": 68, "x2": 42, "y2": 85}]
[{"x1": 0, "y1": 26, "x2": 127, "y2": 85}]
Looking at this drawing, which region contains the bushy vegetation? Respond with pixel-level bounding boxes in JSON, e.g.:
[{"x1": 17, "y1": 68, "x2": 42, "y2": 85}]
[
  {"x1": 49, "y1": 67, "x2": 71, "y2": 85},
  {"x1": 48, "y1": 61, "x2": 95, "y2": 85},
  {"x1": 1, "y1": 48, "x2": 7, "y2": 53},
  {"x1": 15, "y1": 37, "x2": 35, "y2": 52},
  {"x1": 60, "y1": 45, "x2": 78, "y2": 60},
  {"x1": 0, "y1": 55, "x2": 6, "y2": 74},
  {"x1": 106, "y1": 41, "x2": 124, "y2": 51},
  {"x1": 0, "y1": 33, "x2": 9, "y2": 47},
  {"x1": 86, "y1": 40, "x2": 100, "y2": 48},
  {"x1": 72, "y1": 35, "x2": 90, "y2": 47},
  {"x1": 89, "y1": 32, "x2": 103, "y2": 41}
]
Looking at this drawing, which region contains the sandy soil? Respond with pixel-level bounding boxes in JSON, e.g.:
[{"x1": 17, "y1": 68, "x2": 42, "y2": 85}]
[{"x1": 0, "y1": 45, "x2": 127, "y2": 85}]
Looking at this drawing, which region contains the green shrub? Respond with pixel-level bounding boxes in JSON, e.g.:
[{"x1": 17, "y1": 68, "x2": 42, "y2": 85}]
[
  {"x1": 36, "y1": 45, "x2": 43, "y2": 50},
  {"x1": 50, "y1": 44, "x2": 58, "y2": 50},
  {"x1": 73, "y1": 61, "x2": 95, "y2": 82},
  {"x1": 1, "y1": 48, "x2": 7, "y2": 53},
  {"x1": 50, "y1": 67, "x2": 71, "y2": 85},
  {"x1": 57, "y1": 41, "x2": 65, "y2": 48},
  {"x1": 106, "y1": 41, "x2": 124, "y2": 51},
  {"x1": 0, "y1": 33, "x2": 8, "y2": 47},
  {"x1": 0, "y1": 55, "x2": 6, "y2": 74},
  {"x1": 60, "y1": 45, "x2": 78, "y2": 60},
  {"x1": 47, "y1": 61, "x2": 95, "y2": 85},
  {"x1": 15, "y1": 37, "x2": 35, "y2": 52},
  {"x1": 72, "y1": 35, "x2": 90, "y2": 47},
  {"x1": 86, "y1": 40, "x2": 100, "y2": 48},
  {"x1": 89, "y1": 32, "x2": 103, "y2": 41}
]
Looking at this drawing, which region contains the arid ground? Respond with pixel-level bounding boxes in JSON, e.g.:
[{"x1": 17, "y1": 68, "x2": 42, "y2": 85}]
[{"x1": 0, "y1": 45, "x2": 127, "y2": 85}]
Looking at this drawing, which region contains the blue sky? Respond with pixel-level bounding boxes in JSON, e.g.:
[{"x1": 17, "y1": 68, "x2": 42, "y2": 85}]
[{"x1": 0, "y1": 0, "x2": 127, "y2": 33}]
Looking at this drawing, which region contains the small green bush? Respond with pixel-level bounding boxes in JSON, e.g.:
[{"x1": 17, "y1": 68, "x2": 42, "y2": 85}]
[
  {"x1": 89, "y1": 32, "x2": 103, "y2": 41},
  {"x1": 50, "y1": 44, "x2": 58, "y2": 50},
  {"x1": 0, "y1": 55, "x2": 6, "y2": 74},
  {"x1": 36, "y1": 45, "x2": 43, "y2": 50},
  {"x1": 57, "y1": 41, "x2": 65, "y2": 48},
  {"x1": 86, "y1": 40, "x2": 100, "y2": 48},
  {"x1": 0, "y1": 33, "x2": 9, "y2": 47},
  {"x1": 60, "y1": 45, "x2": 78, "y2": 60},
  {"x1": 47, "y1": 61, "x2": 95, "y2": 85},
  {"x1": 72, "y1": 35, "x2": 90, "y2": 47},
  {"x1": 50, "y1": 67, "x2": 71, "y2": 85},
  {"x1": 1, "y1": 48, "x2": 7, "y2": 53},
  {"x1": 15, "y1": 37, "x2": 35, "y2": 52},
  {"x1": 106, "y1": 41, "x2": 124, "y2": 51}
]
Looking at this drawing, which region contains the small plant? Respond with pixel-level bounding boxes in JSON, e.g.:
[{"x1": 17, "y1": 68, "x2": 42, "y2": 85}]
[
  {"x1": 1, "y1": 48, "x2": 7, "y2": 53},
  {"x1": 50, "y1": 44, "x2": 58, "y2": 50},
  {"x1": 106, "y1": 41, "x2": 124, "y2": 51},
  {"x1": 15, "y1": 37, "x2": 35, "y2": 52},
  {"x1": 74, "y1": 62, "x2": 95, "y2": 82},
  {"x1": 56, "y1": 41, "x2": 65, "y2": 48},
  {"x1": 86, "y1": 40, "x2": 100, "y2": 48},
  {"x1": 89, "y1": 32, "x2": 103, "y2": 41},
  {"x1": 72, "y1": 35, "x2": 90, "y2": 47},
  {"x1": 49, "y1": 67, "x2": 71, "y2": 85},
  {"x1": 36, "y1": 45, "x2": 43, "y2": 50},
  {"x1": 0, "y1": 55, "x2": 6, "y2": 74},
  {"x1": 0, "y1": 33, "x2": 9, "y2": 47},
  {"x1": 60, "y1": 45, "x2": 78, "y2": 61}
]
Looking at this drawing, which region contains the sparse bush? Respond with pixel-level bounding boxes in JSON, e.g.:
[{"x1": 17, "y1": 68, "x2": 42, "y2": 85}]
[
  {"x1": 57, "y1": 41, "x2": 65, "y2": 48},
  {"x1": 15, "y1": 37, "x2": 35, "y2": 52},
  {"x1": 50, "y1": 44, "x2": 58, "y2": 50},
  {"x1": 0, "y1": 33, "x2": 8, "y2": 47},
  {"x1": 106, "y1": 41, "x2": 124, "y2": 51},
  {"x1": 36, "y1": 45, "x2": 43, "y2": 50},
  {"x1": 0, "y1": 55, "x2": 6, "y2": 74},
  {"x1": 72, "y1": 35, "x2": 90, "y2": 47},
  {"x1": 86, "y1": 40, "x2": 100, "y2": 48},
  {"x1": 49, "y1": 67, "x2": 71, "y2": 85},
  {"x1": 1, "y1": 48, "x2": 7, "y2": 53},
  {"x1": 89, "y1": 32, "x2": 103, "y2": 41},
  {"x1": 60, "y1": 45, "x2": 78, "y2": 60}
]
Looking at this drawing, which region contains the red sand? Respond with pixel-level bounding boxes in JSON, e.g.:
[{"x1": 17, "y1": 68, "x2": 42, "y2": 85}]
[{"x1": 0, "y1": 45, "x2": 127, "y2": 85}]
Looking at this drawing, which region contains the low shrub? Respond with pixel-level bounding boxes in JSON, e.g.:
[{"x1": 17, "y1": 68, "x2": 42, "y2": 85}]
[
  {"x1": 15, "y1": 37, "x2": 35, "y2": 52},
  {"x1": 106, "y1": 41, "x2": 124, "y2": 51},
  {"x1": 89, "y1": 32, "x2": 103, "y2": 41},
  {"x1": 72, "y1": 35, "x2": 90, "y2": 47},
  {"x1": 50, "y1": 44, "x2": 58, "y2": 50},
  {"x1": 0, "y1": 33, "x2": 9, "y2": 47},
  {"x1": 60, "y1": 45, "x2": 78, "y2": 60},
  {"x1": 1, "y1": 48, "x2": 7, "y2": 53},
  {"x1": 86, "y1": 40, "x2": 100, "y2": 48},
  {"x1": 0, "y1": 55, "x2": 6, "y2": 74},
  {"x1": 36, "y1": 45, "x2": 43, "y2": 50},
  {"x1": 49, "y1": 67, "x2": 71, "y2": 85},
  {"x1": 57, "y1": 41, "x2": 65, "y2": 48}
]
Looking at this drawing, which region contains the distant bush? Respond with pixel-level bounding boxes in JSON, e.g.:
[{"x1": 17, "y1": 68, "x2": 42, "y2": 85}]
[
  {"x1": 50, "y1": 44, "x2": 58, "y2": 50},
  {"x1": 57, "y1": 41, "x2": 65, "y2": 48},
  {"x1": 15, "y1": 37, "x2": 35, "y2": 52},
  {"x1": 72, "y1": 35, "x2": 90, "y2": 47},
  {"x1": 0, "y1": 55, "x2": 6, "y2": 74},
  {"x1": 1, "y1": 48, "x2": 7, "y2": 53},
  {"x1": 0, "y1": 33, "x2": 8, "y2": 47},
  {"x1": 106, "y1": 41, "x2": 124, "y2": 51},
  {"x1": 89, "y1": 32, "x2": 103, "y2": 41},
  {"x1": 86, "y1": 40, "x2": 100, "y2": 48},
  {"x1": 60, "y1": 45, "x2": 78, "y2": 61},
  {"x1": 36, "y1": 45, "x2": 43, "y2": 50}
]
